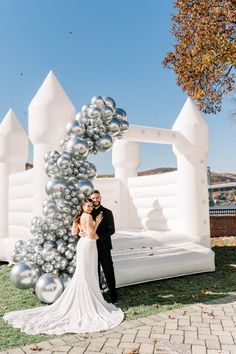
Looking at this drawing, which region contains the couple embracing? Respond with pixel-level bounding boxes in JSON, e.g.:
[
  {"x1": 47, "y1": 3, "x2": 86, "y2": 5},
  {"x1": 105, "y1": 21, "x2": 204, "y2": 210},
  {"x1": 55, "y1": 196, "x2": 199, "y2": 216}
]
[{"x1": 4, "y1": 190, "x2": 123, "y2": 335}]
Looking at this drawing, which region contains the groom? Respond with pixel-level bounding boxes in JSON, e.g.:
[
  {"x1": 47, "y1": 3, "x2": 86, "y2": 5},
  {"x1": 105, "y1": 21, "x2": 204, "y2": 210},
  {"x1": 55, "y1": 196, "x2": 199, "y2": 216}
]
[{"x1": 90, "y1": 190, "x2": 118, "y2": 304}]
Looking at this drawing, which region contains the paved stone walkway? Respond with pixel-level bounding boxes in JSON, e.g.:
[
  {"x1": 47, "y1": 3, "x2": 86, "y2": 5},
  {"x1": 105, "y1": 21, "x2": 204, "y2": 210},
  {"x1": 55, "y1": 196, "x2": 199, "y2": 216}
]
[{"x1": 1, "y1": 296, "x2": 236, "y2": 354}]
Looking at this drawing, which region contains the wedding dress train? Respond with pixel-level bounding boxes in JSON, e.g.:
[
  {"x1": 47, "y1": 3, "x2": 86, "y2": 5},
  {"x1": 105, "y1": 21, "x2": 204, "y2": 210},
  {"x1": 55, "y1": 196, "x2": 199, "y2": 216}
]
[{"x1": 4, "y1": 237, "x2": 124, "y2": 335}]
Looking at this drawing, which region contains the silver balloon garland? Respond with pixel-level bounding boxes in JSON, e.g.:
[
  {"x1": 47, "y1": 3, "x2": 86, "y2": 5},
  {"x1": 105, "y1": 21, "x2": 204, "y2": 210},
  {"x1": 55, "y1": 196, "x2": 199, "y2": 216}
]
[{"x1": 10, "y1": 96, "x2": 129, "y2": 303}]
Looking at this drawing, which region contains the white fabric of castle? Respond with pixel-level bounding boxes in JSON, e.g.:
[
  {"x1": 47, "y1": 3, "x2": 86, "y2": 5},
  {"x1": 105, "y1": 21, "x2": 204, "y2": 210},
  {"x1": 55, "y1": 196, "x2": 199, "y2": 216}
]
[{"x1": 0, "y1": 71, "x2": 215, "y2": 287}]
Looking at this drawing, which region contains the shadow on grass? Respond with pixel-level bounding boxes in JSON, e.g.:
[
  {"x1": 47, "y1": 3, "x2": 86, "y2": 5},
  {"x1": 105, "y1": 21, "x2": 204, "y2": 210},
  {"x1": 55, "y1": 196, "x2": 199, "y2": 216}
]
[{"x1": 0, "y1": 244, "x2": 236, "y2": 350}]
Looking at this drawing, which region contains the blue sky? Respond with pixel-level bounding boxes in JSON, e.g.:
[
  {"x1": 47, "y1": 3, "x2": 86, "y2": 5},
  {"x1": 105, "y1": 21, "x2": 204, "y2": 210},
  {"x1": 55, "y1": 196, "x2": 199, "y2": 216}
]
[{"x1": 0, "y1": 0, "x2": 235, "y2": 174}]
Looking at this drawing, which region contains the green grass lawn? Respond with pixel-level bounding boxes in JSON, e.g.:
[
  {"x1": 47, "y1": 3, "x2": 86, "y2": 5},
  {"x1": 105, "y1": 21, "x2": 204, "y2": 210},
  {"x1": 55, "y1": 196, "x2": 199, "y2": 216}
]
[{"x1": 0, "y1": 237, "x2": 236, "y2": 351}]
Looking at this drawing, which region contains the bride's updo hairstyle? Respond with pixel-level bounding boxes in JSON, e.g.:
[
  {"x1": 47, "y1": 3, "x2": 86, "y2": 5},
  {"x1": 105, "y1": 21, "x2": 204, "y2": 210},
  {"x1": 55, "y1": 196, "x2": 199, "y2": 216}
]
[{"x1": 73, "y1": 198, "x2": 93, "y2": 225}]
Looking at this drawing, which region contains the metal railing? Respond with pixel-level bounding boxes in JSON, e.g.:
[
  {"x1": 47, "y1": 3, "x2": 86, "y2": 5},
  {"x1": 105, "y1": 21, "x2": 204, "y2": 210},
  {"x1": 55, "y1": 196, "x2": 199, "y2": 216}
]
[{"x1": 210, "y1": 208, "x2": 236, "y2": 216}]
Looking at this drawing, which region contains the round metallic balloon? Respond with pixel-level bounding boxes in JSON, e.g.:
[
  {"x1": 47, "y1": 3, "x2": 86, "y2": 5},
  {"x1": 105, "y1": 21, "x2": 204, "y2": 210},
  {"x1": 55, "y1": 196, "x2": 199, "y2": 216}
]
[
  {"x1": 57, "y1": 153, "x2": 71, "y2": 170},
  {"x1": 65, "y1": 249, "x2": 74, "y2": 260},
  {"x1": 66, "y1": 120, "x2": 84, "y2": 136},
  {"x1": 14, "y1": 240, "x2": 26, "y2": 251},
  {"x1": 42, "y1": 247, "x2": 57, "y2": 262},
  {"x1": 49, "y1": 150, "x2": 60, "y2": 161},
  {"x1": 91, "y1": 96, "x2": 105, "y2": 109},
  {"x1": 60, "y1": 273, "x2": 72, "y2": 288},
  {"x1": 89, "y1": 107, "x2": 102, "y2": 120},
  {"x1": 66, "y1": 137, "x2": 89, "y2": 156},
  {"x1": 75, "y1": 179, "x2": 94, "y2": 197},
  {"x1": 10, "y1": 262, "x2": 41, "y2": 289},
  {"x1": 96, "y1": 135, "x2": 113, "y2": 152},
  {"x1": 43, "y1": 241, "x2": 56, "y2": 250},
  {"x1": 120, "y1": 120, "x2": 129, "y2": 132},
  {"x1": 109, "y1": 117, "x2": 121, "y2": 136},
  {"x1": 101, "y1": 106, "x2": 114, "y2": 123},
  {"x1": 43, "y1": 203, "x2": 58, "y2": 219},
  {"x1": 35, "y1": 273, "x2": 63, "y2": 304},
  {"x1": 103, "y1": 96, "x2": 116, "y2": 111},
  {"x1": 11, "y1": 251, "x2": 22, "y2": 263},
  {"x1": 45, "y1": 178, "x2": 67, "y2": 199},
  {"x1": 42, "y1": 262, "x2": 54, "y2": 273},
  {"x1": 114, "y1": 108, "x2": 127, "y2": 121},
  {"x1": 59, "y1": 257, "x2": 68, "y2": 270}
]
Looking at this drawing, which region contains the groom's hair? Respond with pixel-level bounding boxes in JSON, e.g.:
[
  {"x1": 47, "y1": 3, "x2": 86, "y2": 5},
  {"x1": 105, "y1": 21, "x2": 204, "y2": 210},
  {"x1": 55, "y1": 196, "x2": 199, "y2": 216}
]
[{"x1": 92, "y1": 189, "x2": 100, "y2": 195}]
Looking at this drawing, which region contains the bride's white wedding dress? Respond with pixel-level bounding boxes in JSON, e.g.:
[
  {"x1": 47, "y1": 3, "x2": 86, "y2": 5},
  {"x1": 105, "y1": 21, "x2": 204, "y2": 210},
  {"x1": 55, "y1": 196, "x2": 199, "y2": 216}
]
[{"x1": 3, "y1": 236, "x2": 124, "y2": 335}]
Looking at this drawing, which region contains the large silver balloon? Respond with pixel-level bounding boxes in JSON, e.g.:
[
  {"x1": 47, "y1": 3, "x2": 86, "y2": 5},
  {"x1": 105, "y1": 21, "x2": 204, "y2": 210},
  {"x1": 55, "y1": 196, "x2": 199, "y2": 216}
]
[
  {"x1": 96, "y1": 135, "x2": 113, "y2": 152},
  {"x1": 35, "y1": 274, "x2": 63, "y2": 304},
  {"x1": 75, "y1": 179, "x2": 94, "y2": 197},
  {"x1": 10, "y1": 262, "x2": 41, "y2": 289},
  {"x1": 45, "y1": 178, "x2": 67, "y2": 199},
  {"x1": 66, "y1": 137, "x2": 89, "y2": 156}
]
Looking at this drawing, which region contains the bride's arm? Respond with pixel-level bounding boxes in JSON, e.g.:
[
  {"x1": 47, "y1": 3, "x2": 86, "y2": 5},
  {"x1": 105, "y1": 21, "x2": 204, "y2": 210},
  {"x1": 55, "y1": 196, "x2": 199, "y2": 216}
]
[
  {"x1": 86, "y1": 214, "x2": 102, "y2": 239},
  {"x1": 71, "y1": 222, "x2": 80, "y2": 236}
]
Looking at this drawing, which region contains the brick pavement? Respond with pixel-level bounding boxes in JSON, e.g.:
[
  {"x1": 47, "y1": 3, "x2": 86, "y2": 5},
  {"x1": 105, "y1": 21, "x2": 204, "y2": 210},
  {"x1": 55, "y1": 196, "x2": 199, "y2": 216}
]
[{"x1": 1, "y1": 295, "x2": 236, "y2": 354}]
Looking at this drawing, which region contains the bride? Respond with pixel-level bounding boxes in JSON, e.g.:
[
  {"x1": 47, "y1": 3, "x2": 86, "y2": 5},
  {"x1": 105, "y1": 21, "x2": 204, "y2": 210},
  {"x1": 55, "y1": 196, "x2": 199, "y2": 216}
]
[{"x1": 3, "y1": 199, "x2": 124, "y2": 335}]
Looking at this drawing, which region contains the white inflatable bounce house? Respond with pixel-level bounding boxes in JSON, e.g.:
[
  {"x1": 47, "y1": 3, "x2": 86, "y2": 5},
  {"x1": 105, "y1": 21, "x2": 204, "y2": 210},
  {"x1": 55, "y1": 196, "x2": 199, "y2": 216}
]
[{"x1": 0, "y1": 71, "x2": 215, "y2": 287}]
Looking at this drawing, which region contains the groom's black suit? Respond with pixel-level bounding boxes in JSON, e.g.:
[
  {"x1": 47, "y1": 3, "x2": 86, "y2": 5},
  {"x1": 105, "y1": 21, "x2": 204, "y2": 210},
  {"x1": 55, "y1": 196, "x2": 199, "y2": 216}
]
[{"x1": 92, "y1": 205, "x2": 117, "y2": 301}]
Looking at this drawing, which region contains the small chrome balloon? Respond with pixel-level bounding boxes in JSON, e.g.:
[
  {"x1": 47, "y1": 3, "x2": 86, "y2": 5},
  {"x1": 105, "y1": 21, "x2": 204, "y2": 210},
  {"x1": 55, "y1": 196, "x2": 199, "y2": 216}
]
[
  {"x1": 103, "y1": 96, "x2": 116, "y2": 111},
  {"x1": 42, "y1": 247, "x2": 57, "y2": 262},
  {"x1": 101, "y1": 106, "x2": 114, "y2": 123},
  {"x1": 87, "y1": 107, "x2": 102, "y2": 120},
  {"x1": 57, "y1": 153, "x2": 71, "y2": 170},
  {"x1": 66, "y1": 120, "x2": 85, "y2": 137},
  {"x1": 114, "y1": 108, "x2": 127, "y2": 121},
  {"x1": 43, "y1": 241, "x2": 56, "y2": 250},
  {"x1": 96, "y1": 135, "x2": 113, "y2": 152},
  {"x1": 91, "y1": 96, "x2": 105, "y2": 109},
  {"x1": 109, "y1": 117, "x2": 120, "y2": 136},
  {"x1": 120, "y1": 120, "x2": 129, "y2": 132},
  {"x1": 14, "y1": 240, "x2": 26, "y2": 251},
  {"x1": 60, "y1": 273, "x2": 72, "y2": 288}
]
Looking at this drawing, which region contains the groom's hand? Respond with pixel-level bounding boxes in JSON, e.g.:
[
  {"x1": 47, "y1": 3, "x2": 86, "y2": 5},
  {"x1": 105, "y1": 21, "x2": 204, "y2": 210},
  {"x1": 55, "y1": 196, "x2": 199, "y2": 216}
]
[{"x1": 79, "y1": 230, "x2": 86, "y2": 237}]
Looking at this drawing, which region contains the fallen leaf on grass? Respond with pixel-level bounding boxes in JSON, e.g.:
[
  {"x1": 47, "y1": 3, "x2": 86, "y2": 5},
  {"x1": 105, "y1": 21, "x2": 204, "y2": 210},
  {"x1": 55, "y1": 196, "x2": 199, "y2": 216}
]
[
  {"x1": 201, "y1": 289, "x2": 210, "y2": 295},
  {"x1": 152, "y1": 303, "x2": 160, "y2": 308},
  {"x1": 130, "y1": 309, "x2": 137, "y2": 316}
]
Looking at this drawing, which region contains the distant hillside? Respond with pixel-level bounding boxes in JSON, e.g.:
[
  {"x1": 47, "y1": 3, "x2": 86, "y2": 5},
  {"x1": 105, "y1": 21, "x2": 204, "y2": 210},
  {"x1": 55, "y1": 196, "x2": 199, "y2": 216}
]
[
  {"x1": 98, "y1": 168, "x2": 236, "y2": 183},
  {"x1": 25, "y1": 162, "x2": 235, "y2": 184},
  {"x1": 210, "y1": 172, "x2": 236, "y2": 184}
]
